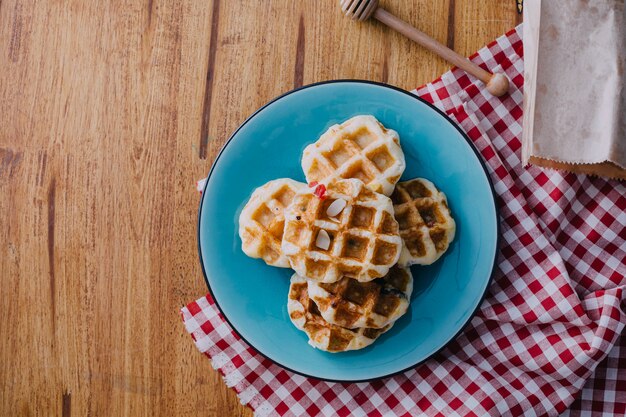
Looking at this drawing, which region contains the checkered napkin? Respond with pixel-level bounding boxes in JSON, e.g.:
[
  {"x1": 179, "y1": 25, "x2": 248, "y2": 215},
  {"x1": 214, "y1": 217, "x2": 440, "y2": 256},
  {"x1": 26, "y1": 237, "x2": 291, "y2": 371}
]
[{"x1": 183, "y1": 26, "x2": 626, "y2": 416}]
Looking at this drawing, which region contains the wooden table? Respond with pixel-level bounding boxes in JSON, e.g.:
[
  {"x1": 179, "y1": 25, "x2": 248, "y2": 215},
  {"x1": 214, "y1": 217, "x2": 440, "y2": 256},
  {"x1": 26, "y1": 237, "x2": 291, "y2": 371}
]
[{"x1": 0, "y1": 1, "x2": 518, "y2": 415}]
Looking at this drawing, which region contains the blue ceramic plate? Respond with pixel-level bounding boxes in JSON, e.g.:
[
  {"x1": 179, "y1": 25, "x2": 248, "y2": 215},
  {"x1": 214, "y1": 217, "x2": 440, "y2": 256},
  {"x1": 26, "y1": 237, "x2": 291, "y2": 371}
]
[{"x1": 198, "y1": 80, "x2": 498, "y2": 382}]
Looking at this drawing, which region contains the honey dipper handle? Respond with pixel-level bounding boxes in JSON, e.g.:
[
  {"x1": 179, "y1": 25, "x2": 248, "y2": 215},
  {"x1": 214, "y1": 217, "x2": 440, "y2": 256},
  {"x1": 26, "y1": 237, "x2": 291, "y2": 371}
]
[{"x1": 373, "y1": 8, "x2": 509, "y2": 96}]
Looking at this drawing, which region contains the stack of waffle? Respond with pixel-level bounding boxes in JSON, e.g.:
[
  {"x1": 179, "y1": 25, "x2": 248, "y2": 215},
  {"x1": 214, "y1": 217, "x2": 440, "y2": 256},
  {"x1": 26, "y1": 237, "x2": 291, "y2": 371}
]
[{"x1": 238, "y1": 115, "x2": 456, "y2": 352}]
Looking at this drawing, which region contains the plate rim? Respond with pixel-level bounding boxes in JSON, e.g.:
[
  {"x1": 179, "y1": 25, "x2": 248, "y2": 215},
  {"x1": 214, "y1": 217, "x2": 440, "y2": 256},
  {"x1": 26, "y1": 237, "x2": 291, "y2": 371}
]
[{"x1": 197, "y1": 79, "x2": 500, "y2": 382}]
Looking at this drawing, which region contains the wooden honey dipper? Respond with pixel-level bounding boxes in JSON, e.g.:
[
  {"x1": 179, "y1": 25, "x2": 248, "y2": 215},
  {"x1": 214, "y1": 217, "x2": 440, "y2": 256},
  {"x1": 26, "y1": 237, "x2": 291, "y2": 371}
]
[{"x1": 340, "y1": 0, "x2": 510, "y2": 97}]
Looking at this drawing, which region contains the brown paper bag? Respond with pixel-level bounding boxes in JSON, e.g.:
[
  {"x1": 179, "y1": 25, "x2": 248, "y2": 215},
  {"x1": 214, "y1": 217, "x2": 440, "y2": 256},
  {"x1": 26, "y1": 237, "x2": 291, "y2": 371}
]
[{"x1": 522, "y1": 0, "x2": 626, "y2": 180}]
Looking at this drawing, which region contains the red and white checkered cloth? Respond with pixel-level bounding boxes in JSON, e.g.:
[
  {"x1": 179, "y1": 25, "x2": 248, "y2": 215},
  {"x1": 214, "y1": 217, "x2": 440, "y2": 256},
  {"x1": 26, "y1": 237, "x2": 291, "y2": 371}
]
[{"x1": 183, "y1": 25, "x2": 626, "y2": 416}]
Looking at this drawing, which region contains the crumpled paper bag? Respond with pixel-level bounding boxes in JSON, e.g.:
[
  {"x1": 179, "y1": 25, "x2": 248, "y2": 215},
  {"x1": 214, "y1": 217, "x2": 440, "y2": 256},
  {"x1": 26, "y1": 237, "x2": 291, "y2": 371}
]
[{"x1": 522, "y1": 0, "x2": 626, "y2": 179}]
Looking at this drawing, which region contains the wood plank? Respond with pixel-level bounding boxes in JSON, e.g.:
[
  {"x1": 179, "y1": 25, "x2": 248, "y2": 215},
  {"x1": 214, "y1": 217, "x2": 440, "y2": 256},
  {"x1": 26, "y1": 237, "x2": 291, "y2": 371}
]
[
  {"x1": 453, "y1": 0, "x2": 520, "y2": 56},
  {"x1": 0, "y1": 1, "x2": 517, "y2": 416}
]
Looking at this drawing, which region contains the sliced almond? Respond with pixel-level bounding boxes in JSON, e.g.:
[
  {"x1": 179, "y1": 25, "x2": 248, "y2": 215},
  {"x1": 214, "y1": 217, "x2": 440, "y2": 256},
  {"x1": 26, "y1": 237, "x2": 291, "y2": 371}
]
[
  {"x1": 326, "y1": 198, "x2": 347, "y2": 217},
  {"x1": 315, "y1": 229, "x2": 331, "y2": 250},
  {"x1": 196, "y1": 177, "x2": 207, "y2": 193}
]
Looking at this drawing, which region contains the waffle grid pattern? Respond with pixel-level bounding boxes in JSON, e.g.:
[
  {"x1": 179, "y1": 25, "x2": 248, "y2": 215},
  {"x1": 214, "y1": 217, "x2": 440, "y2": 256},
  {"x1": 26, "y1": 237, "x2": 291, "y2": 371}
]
[
  {"x1": 302, "y1": 115, "x2": 405, "y2": 196},
  {"x1": 288, "y1": 274, "x2": 391, "y2": 352},
  {"x1": 239, "y1": 179, "x2": 307, "y2": 267},
  {"x1": 282, "y1": 179, "x2": 402, "y2": 283},
  {"x1": 308, "y1": 266, "x2": 413, "y2": 329},
  {"x1": 391, "y1": 179, "x2": 456, "y2": 266}
]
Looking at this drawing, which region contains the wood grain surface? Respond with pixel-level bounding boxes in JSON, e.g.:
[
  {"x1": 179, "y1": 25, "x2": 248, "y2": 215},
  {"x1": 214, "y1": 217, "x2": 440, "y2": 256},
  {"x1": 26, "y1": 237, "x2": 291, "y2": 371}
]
[{"x1": 0, "y1": 1, "x2": 518, "y2": 416}]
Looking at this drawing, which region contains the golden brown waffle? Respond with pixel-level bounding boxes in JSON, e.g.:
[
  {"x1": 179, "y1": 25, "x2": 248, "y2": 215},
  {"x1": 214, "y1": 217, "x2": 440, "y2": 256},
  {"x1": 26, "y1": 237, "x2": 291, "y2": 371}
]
[
  {"x1": 282, "y1": 178, "x2": 403, "y2": 283},
  {"x1": 391, "y1": 178, "x2": 456, "y2": 266},
  {"x1": 239, "y1": 179, "x2": 308, "y2": 267},
  {"x1": 287, "y1": 273, "x2": 391, "y2": 352},
  {"x1": 301, "y1": 115, "x2": 405, "y2": 196},
  {"x1": 308, "y1": 266, "x2": 413, "y2": 329}
]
